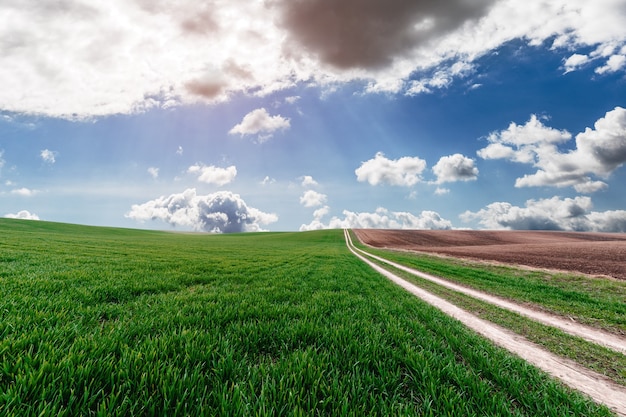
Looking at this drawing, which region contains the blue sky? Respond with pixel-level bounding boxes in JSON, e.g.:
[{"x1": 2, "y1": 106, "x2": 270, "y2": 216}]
[{"x1": 2, "y1": 0, "x2": 626, "y2": 232}]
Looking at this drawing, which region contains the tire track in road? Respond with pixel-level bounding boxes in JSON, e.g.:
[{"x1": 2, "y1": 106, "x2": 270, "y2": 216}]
[{"x1": 344, "y1": 229, "x2": 626, "y2": 417}]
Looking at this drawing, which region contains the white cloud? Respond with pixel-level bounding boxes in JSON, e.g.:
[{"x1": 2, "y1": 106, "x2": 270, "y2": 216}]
[
  {"x1": 432, "y1": 154, "x2": 479, "y2": 184},
  {"x1": 11, "y1": 187, "x2": 37, "y2": 197},
  {"x1": 299, "y1": 190, "x2": 327, "y2": 208},
  {"x1": 176, "y1": 146, "x2": 184, "y2": 155},
  {"x1": 228, "y1": 108, "x2": 290, "y2": 142},
  {"x1": 355, "y1": 152, "x2": 427, "y2": 187},
  {"x1": 461, "y1": 196, "x2": 626, "y2": 232},
  {"x1": 312, "y1": 205, "x2": 330, "y2": 219},
  {"x1": 2, "y1": 1, "x2": 625, "y2": 118},
  {"x1": 188, "y1": 164, "x2": 237, "y2": 186},
  {"x1": 147, "y1": 167, "x2": 159, "y2": 179},
  {"x1": 477, "y1": 107, "x2": 626, "y2": 192},
  {"x1": 126, "y1": 188, "x2": 278, "y2": 233},
  {"x1": 261, "y1": 176, "x2": 276, "y2": 186},
  {"x1": 40, "y1": 149, "x2": 57, "y2": 164},
  {"x1": 435, "y1": 187, "x2": 450, "y2": 195},
  {"x1": 407, "y1": 61, "x2": 475, "y2": 95},
  {"x1": 563, "y1": 53, "x2": 589, "y2": 73},
  {"x1": 300, "y1": 207, "x2": 452, "y2": 231},
  {"x1": 300, "y1": 175, "x2": 318, "y2": 187},
  {"x1": 595, "y1": 54, "x2": 626, "y2": 74},
  {"x1": 4, "y1": 210, "x2": 40, "y2": 220}
]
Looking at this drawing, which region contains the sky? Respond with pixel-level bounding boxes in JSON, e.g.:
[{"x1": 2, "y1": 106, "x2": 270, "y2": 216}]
[{"x1": 1, "y1": 0, "x2": 626, "y2": 233}]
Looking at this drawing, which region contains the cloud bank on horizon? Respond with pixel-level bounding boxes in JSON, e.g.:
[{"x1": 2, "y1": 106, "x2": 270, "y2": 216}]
[{"x1": 2, "y1": 0, "x2": 626, "y2": 233}]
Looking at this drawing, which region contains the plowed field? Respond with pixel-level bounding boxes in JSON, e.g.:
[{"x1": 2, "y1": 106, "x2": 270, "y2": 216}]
[{"x1": 353, "y1": 229, "x2": 626, "y2": 280}]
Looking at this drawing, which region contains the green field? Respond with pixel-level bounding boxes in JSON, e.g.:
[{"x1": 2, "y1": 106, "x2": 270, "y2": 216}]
[{"x1": 0, "y1": 219, "x2": 614, "y2": 416}]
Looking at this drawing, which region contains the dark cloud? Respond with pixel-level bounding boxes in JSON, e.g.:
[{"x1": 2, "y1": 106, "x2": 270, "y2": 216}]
[
  {"x1": 273, "y1": 0, "x2": 496, "y2": 69},
  {"x1": 184, "y1": 79, "x2": 226, "y2": 98}
]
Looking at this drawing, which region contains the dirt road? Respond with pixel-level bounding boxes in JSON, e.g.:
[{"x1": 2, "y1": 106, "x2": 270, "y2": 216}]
[{"x1": 344, "y1": 229, "x2": 626, "y2": 416}]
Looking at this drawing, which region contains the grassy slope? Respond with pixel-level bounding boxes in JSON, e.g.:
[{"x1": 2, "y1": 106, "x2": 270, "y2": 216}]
[{"x1": 0, "y1": 219, "x2": 613, "y2": 416}]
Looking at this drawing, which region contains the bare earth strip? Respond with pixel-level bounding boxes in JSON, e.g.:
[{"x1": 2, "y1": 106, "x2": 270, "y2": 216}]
[
  {"x1": 354, "y1": 229, "x2": 626, "y2": 280},
  {"x1": 344, "y1": 230, "x2": 626, "y2": 416}
]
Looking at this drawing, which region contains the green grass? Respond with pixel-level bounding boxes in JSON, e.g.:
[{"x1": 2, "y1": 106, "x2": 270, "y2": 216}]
[{"x1": 0, "y1": 219, "x2": 615, "y2": 416}]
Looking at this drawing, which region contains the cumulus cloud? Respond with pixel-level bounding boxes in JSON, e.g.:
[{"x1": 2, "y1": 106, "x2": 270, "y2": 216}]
[
  {"x1": 126, "y1": 188, "x2": 278, "y2": 233},
  {"x1": 300, "y1": 206, "x2": 452, "y2": 231},
  {"x1": 300, "y1": 175, "x2": 318, "y2": 187},
  {"x1": 147, "y1": 167, "x2": 159, "y2": 179},
  {"x1": 187, "y1": 164, "x2": 237, "y2": 186},
  {"x1": 299, "y1": 190, "x2": 327, "y2": 208},
  {"x1": 40, "y1": 149, "x2": 57, "y2": 164},
  {"x1": 477, "y1": 107, "x2": 626, "y2": 192},
  {"x1": 4, "y1": 210, "x2": 40, "y2": 220},
  {"x1": 355, "y1": 152, "x2": 427, "y2": 186},
  {"x1": 228, "y1": 108, "x2": 290, "y2": 142},
  {"x1": 595, "y1": 53, "x2": 626, "y2": 74},
  {"x1": 432, "y1": 153, "x2": 479, "y2": 183},
  {"x1": 461, "y1": 196, "x2": 626, "y2": 232}
]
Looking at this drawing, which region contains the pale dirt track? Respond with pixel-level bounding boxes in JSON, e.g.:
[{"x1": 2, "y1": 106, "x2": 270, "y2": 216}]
[
  {"x1": 353, "y1": 229, "x2": 626, "y2": 280},
  {"x1": 344, "y1": 230, "x2": 626, "y2": 416}
]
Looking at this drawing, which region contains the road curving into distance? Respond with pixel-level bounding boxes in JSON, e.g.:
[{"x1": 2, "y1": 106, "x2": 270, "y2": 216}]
[{"x1": 344, "y1": 229, "x2": 626, "y2": 417}]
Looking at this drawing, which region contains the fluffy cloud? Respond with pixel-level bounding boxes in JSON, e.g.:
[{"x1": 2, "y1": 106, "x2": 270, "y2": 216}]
[
  {"x1": 300, "y1": 207, "x2": 452, "y2": 231},
  {"x1": 595, "y1": 53, "x2": 626, "y2": 74},
  {"x1": 126, "y1": 188, "x2": 278, "y2": 233},
  {"x1": 300, "y1": 175, "x2": 318, "y2": 187},
  {"x1": 432, "y1": 154, "x2": 479, "y2": 183},
  {"x1": 563, "y1": 53, "x2": 590, "y2": 73},
  {"x1": 228, "y1": 108, "x2": 290, "y2": 142},
  {"x1": 461, "y1": 196, "x2": 626, "y2": 232},
  {"x1": 4, "y1": 210, "x2": 40, "y2": 220},
  {"x1": 40, "y1": 149, "x2": 57, "y2": 164},
  {"x1": 188, "y1": 164, "x2": 237, "y2": 186},
  {"x1": 2, "y1": 1, "x2": 625, "y2": 118},
  {"x1": 355, "y1": 152, "x2": 427, "y2": 186},
  {"x1": 477, "y1": 108, "x2": 626, "y2": 192},
  {"x1": 299, "y1": 190, "x2": 327, "y2": 208}
]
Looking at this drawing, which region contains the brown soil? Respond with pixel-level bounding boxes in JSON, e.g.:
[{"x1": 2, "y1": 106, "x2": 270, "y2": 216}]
[{"x1": 353, "y1": 229, "x2": 626, "y2": 280}]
